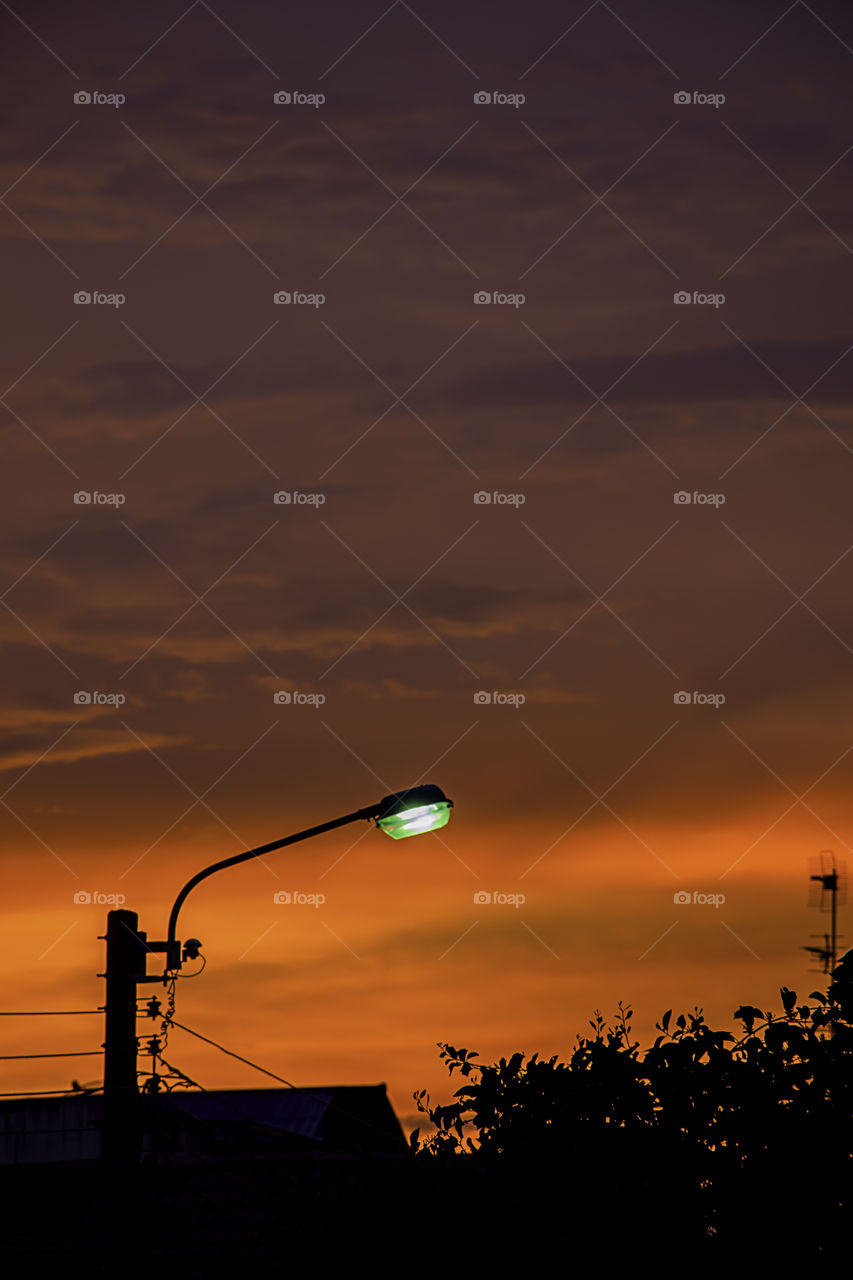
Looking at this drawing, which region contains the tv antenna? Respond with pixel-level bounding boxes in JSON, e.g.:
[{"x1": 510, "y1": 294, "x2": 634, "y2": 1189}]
[{"x1": 803, "y1": 851, "x2": 846, "y2": 974}]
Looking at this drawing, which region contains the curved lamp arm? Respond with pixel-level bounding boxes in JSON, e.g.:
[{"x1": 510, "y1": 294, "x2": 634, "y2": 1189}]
[{"x1": 165, "y1": 802, "x2": 381, "y2": 968}]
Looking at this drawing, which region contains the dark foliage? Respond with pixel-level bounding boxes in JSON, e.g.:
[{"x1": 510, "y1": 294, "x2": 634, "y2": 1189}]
[{"x1": 411, "y1": 958, "x2": 853, "y2": 1263}]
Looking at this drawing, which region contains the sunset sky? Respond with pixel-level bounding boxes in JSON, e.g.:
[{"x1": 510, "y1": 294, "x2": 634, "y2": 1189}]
[{"x1": 2, "y1": 0, "x2": 852, "y2": 1132}]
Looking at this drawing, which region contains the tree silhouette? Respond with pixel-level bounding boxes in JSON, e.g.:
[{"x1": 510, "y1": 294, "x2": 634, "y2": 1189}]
[{"x1": 411, "y1": 959, "x2": 853, "y2": 1262}]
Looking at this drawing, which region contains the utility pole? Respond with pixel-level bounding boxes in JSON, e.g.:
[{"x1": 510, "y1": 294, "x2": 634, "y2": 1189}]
[{"x1": 102, "y1": 908, "x2": 145, "y2": 1164}]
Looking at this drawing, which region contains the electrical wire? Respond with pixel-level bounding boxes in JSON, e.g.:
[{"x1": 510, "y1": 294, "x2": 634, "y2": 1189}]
[
  {"x1": 166, "y1": 1017, "x2": 406, "y2": 1146},
  {"x1": 0, "y1": 1050, "x2": 103, "y2": 1060},
  {"x1": 0, "y1": 1010, "x2": 102, "y2": 1016}
]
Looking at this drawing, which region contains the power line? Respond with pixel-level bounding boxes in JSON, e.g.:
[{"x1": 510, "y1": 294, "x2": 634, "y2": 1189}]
[
  {"x1": 167, "y1": 1018, "x2": 404, "y2": 1146},
  {"x1": 0, "y1": 1051, "x2": 103, "y2": 1060},
  {"x1": 0, "y1": 1010, "x2": 102, "y2": 1016},
  {"x1": 0, "y1": 1089, "x2": 90, "y2": 1097},
  {"x1": 169, "y1": 1018, "x2": 297, "y2": 1087}
]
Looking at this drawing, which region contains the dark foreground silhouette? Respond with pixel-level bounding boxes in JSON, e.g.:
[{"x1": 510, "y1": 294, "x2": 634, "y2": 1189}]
[{"x1": 1, "y1": 957, "x2": 851, "y2": 1275}]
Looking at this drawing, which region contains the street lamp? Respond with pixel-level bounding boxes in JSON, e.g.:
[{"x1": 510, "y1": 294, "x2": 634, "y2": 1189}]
[
  {"x1": 100, "y1": 783, "x2": 453, "y2": 1165},
  {"x1": 163, "y1": 782, "x2": 453, "y2": 972}
]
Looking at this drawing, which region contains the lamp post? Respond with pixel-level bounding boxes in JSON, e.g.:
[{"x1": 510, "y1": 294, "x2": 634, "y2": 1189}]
[{"x1": 100, "y1": 784, "x2": 453, "y2": 1158}]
